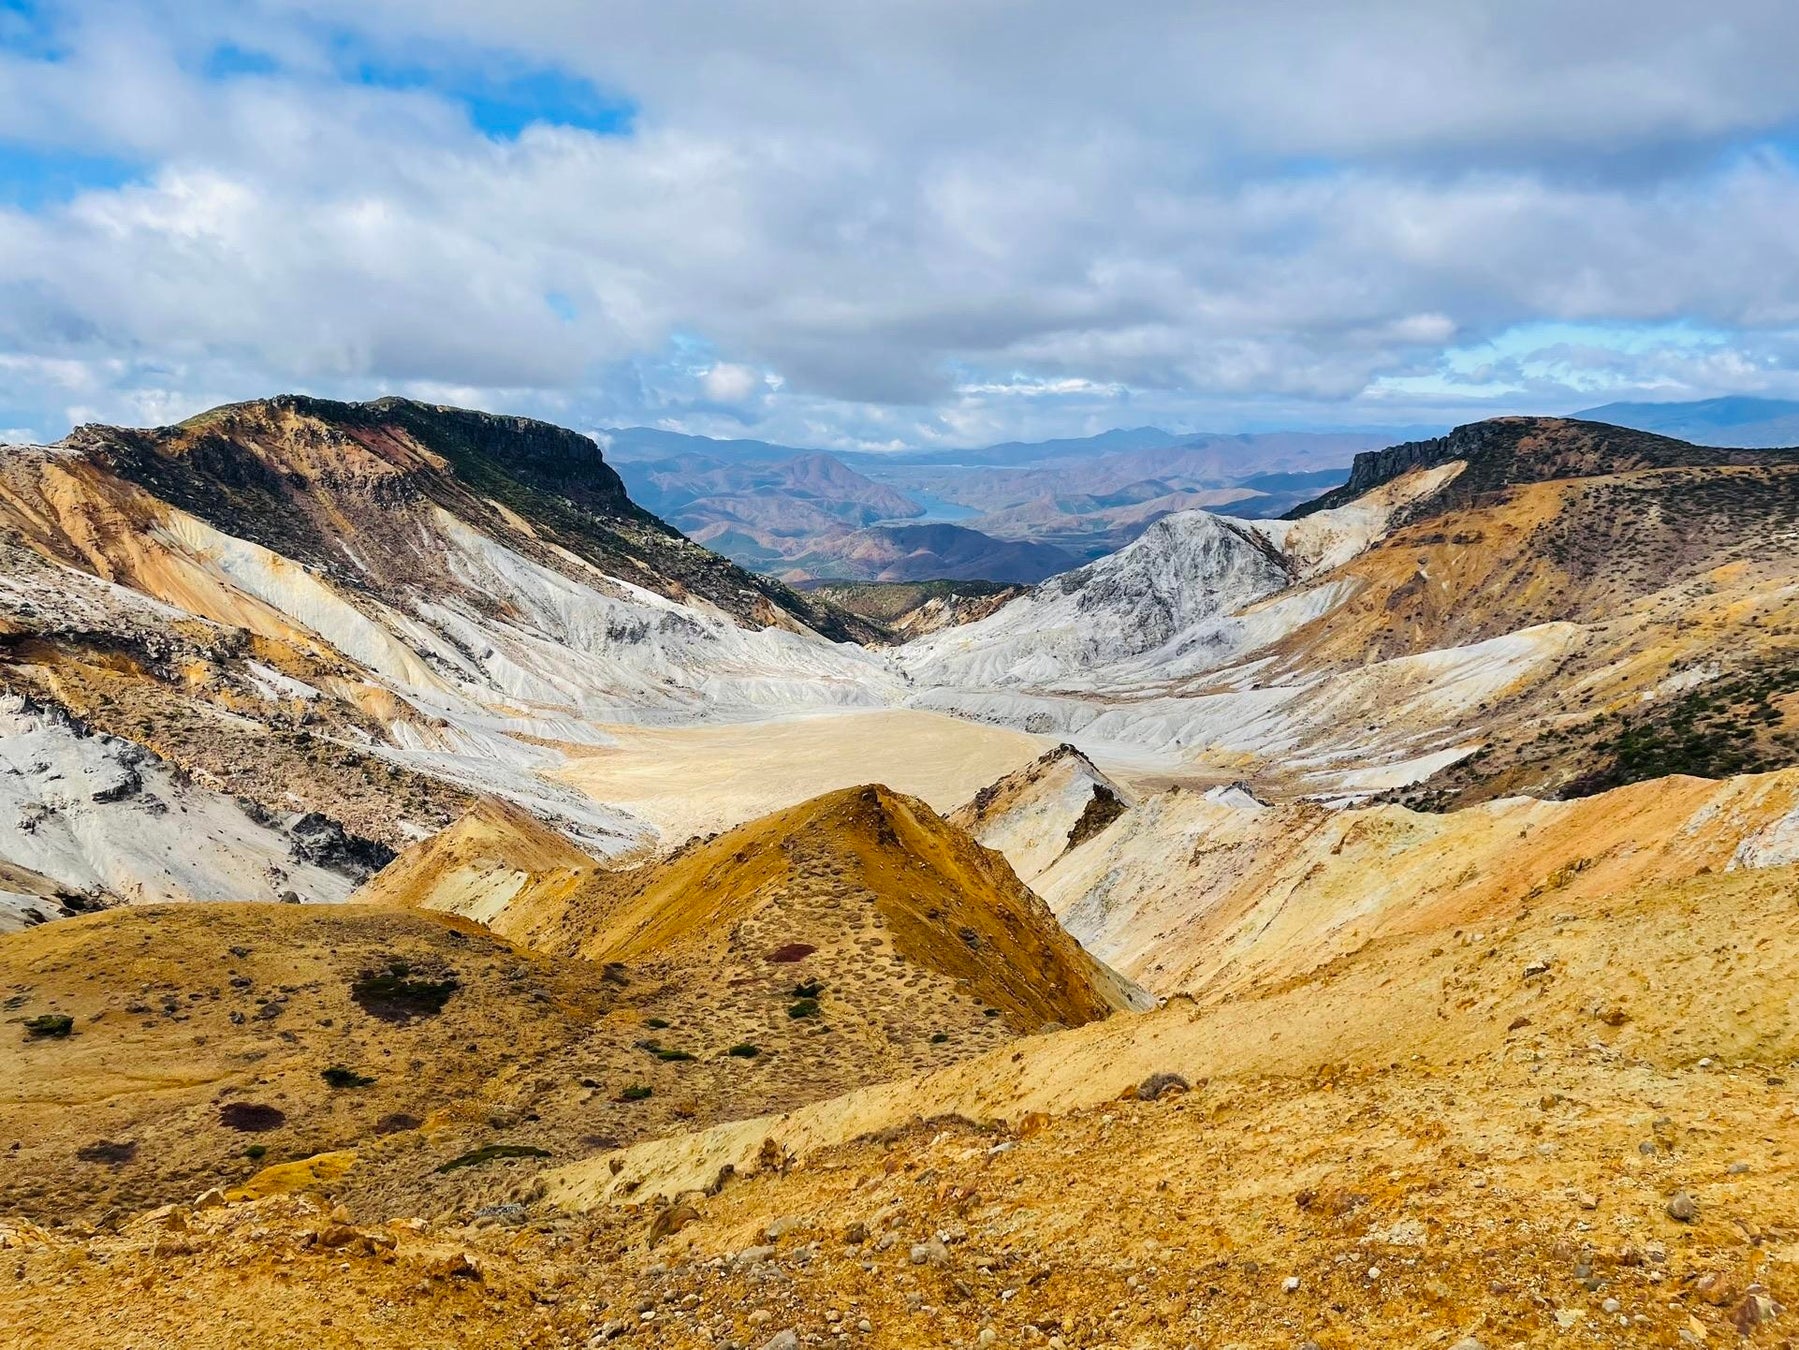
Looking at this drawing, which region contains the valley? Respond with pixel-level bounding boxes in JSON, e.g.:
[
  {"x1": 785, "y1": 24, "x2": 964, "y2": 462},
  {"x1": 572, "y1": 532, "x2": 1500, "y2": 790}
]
[{"x1": 2, "y1": 399, "x2": 1797, "y2": 1349}]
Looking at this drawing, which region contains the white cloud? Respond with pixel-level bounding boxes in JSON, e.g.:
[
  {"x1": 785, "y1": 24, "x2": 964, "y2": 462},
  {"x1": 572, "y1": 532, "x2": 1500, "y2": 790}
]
[
  {"x1": 699, "y1": 362, "x2": 762, "y2": 403},
  {"x1": 3, "y1": 2, "x2": 1799, "y2": 444}
]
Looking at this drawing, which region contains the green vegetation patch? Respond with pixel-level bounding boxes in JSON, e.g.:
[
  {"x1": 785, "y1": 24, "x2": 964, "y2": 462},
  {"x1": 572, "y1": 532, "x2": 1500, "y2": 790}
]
[
  {"x1": 434, "y1": 1143, "x2": 552, "y2": 1174},
  {"x1": 321, "y1": 1066, "x2": 376, "y2": 1089},
  {"x1": 22, "y1": 1014, "x2": 73, "y2": 1039},
  {"x1": 351, "y1": 959, "x2": 460, "y2": 1022},
  {"x1": 618, "y1": 1085, "x2": 653, "y2": 1102},
  {"x1": 726, "y1": 1043, "x2": 761, "y2": 1058},
  {"x1": 1566, "y1": 658, "x2": 1799, "y2": 796},
  {"x1": 788, "y1": 997, "x2": 821, "y2": 1020}
]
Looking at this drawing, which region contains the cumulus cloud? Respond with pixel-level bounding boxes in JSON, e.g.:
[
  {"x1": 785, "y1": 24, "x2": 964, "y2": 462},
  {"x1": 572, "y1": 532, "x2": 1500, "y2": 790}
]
[{"x1": 1, "y1": 1, "x2": 1799, "y2": 444}]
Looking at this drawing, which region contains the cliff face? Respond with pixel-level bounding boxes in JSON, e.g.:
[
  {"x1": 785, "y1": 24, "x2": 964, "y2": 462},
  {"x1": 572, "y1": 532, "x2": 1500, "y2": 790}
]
[
  {"x1": 62, "y1": 395, "x2": 875, "y2": 641},
  {"x1": 1285, "y1": 415, "x2": 1799, "y2": 518}
]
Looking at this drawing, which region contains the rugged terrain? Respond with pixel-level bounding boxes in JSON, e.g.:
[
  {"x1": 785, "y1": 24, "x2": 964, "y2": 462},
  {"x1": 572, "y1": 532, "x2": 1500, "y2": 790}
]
[
  {"x1": 902, "y1": 418, "x2": 1799, "y2": 808},
  {"x1": 0, "y1": 395, "x2": 907, "y2": 893},
  {"x1": 4, "y1": 802, "x2": 1794, "y2": 1348},
  {"x1": 0, "y1": 784, "x2": 1137, "y2": 1233},
  {"x1": 5, "y1": 404, "x2": 1799, "y2": 1348},
  {"x1": 796, "y1": 580, "x2": 1028, "y2": 643}
]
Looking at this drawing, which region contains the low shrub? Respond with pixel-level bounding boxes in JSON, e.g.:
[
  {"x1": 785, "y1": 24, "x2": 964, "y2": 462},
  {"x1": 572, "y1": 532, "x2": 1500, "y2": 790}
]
[
  {"x1": 434, "y1": 1143, "x2": 551, "y2": 1174},
  {"x1": 351, "y1": 960, "x2": 459, "y2": 1022}
]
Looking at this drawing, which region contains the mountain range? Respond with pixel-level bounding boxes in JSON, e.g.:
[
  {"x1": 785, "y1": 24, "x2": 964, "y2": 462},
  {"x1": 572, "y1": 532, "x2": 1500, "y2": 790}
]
[
  {"x1": 606, "y1": 425, "x2": 1402, "y2": 583},
  {"x1": 3, "y1": 396, "x2": 1797, "y2": 1348},
  {"x1": 1574, "y1": 394, "x2": 1799, "y2": 447}
]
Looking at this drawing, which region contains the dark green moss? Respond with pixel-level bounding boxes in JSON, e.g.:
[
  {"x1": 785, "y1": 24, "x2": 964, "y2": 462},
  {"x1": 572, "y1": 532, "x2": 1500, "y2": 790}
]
[{"x1": 434, "y1": 1143, "x2": 552, "y2": 1174}]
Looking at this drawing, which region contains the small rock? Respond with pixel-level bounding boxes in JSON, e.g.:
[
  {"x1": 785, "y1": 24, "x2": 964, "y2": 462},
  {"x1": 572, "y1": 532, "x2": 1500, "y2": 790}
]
[
  {"x1": 1281, "y1": 1275, "x2": 1300, "y2": 1293},
  {"x1": 734, "y1": 1245, "x2": 777, "y2": 1267},
  {"x1": 1371, "y1": 1217, "x2": 1427, "y2": 1247},
  {"x1": 427, "y1": 1251, "x2": 481, "y2": 1280},
  {"x1": 857, "y1": 1319, "x2": 872, "y2": 1333},
  {"x1": 1602, "y1": 1298, "x2": 1621, "y2": 1314},
  {"x1": 911, "y1": 1239, "x2": 950, "y2": 1266},
  {"x1": 1448, "y1": 1339, "x2": 1485, "y2": 1350},
  {"x1": 1727, "y1": 1161, "x2": 1750, "y2": 1175},
  {"x1": 193, "y1": 1188, "x2": 226, "y2": 1209},
  {"x1": 1135, "y1": 1072, "x2": 1189, "y2": 1101},
  {"x1": 1733, "y1": 1290, "x2": 1784, "y2": 1335},
  {"x1": 977, "y1": 1329, "x2": 997, "y2": 1347},
  {"x1": 316, "y1": 1223, "x2": 361, "y2": 1249},
  {"x1": 758, "y1": 1333, "x2": 798, "y2": 1350},
  {"x1": 649, "y1": 1204, "x2": 700, "y2": 1245},
  {"x1": 1665, "y1": 1190, "x2": 1699, "y2": 1223},
  {"x1": 1366, "y1": 1266, "x2": 1381, "y2": 1281},
  {"x1": 842, "y1": 1221, "x2": 868, "y2": 1244},
  {"x1": 747, "y1": 1309, "x2": 773, "y2": 1327}
]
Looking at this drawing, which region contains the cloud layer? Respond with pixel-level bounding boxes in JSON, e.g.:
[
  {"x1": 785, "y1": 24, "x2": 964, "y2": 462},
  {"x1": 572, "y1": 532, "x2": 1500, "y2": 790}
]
[{"x1": 3, "y1": 1, "x2": 1799, "y2": 446}]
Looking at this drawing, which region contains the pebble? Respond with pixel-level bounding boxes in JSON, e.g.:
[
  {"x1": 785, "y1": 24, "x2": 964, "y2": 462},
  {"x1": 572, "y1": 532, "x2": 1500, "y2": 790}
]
[
  {"x1": 1448, "y1": 1339, "x2": 1485, "y2": 1350},
  {"x1": 747, "y1": 1310, "x2": 773, "y2": 1327},
  {"x1": 1603, "y1": 1298, "x2": 1622, "y2": 1314},
  {"x1": 910, "y1": 1239, "x2": 950, "y2": 1266},
  {"x1": 1727, "y1": 1162, "x2": 1750, "y2": 1175},
  {"x1": 857, "y1": 1320, "x2": 872, "y2": 1334},
  {"x1": 759, "y1": 1333, "x2": 799, "y2": 1350},
  {"x1": 1281, "y1": 1276, "x2": 1301, "y2": 1293},
  {"x1": 1665, "y1": 1190, "x2": 1699, "y2": 1223}
]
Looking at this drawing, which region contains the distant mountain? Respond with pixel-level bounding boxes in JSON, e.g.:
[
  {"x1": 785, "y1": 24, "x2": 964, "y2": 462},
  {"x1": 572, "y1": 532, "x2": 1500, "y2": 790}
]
[
  {"x1": 1573, "y1": 396, "x2": 1799, "y2": 448},
  {"x1": 781, "y1": 521, "x2": 1080, "y2": 584},
  {"x1": 614, "y1": 450, "x2": 922, "y2": 547},
  {"x1": 596, "y1": 426, "x2": 801, "y2": 464},
  {"x1": 850, "y1": 426, "x2": 1187, "y2": 468},
  {"x1": 594, "y1": 424, "x2": 1427, "y2": 579}
]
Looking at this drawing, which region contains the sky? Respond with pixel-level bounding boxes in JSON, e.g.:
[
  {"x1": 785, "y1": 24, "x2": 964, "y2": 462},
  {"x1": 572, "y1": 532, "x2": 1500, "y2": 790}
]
[{"x1": 4, "y1": 2, "x2": 1799, "y2": 449}]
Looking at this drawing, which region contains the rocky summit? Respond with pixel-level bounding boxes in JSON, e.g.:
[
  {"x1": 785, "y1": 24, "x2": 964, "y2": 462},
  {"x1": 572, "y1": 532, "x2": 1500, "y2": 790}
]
[{"x1": 2, "y1": 401, "x2": 1797, "y2": 1349}]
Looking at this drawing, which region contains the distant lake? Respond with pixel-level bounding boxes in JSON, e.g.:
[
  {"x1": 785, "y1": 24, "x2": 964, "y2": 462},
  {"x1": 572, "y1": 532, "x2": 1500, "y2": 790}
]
[{"x1": 891, "y1": 492, "x2": 979, "y2": 523}]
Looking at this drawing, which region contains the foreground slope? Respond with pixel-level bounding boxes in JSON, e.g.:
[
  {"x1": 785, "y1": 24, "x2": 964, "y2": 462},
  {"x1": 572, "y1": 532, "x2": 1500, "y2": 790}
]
[
  {"x1": 1028, "y1": 764, "x2": 1799, "y2": 992},
  {"x1": 1, "y1": 781, "x2": 1141, "y2": 1230},
  {"x1": 0, "y1": 903, "x2": 613, "y2": 1224},
  {"x1": 13, "y1": 839, "x2": 1783, "y2": 1347},
  {"x1": 369, "y1": 783, "x2": 1145, "y2": 1033}
]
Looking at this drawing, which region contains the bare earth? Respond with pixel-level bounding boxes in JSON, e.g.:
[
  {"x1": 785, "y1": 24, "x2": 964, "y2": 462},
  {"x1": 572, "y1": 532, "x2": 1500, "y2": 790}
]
[{"x1": 551, "y1": 710, "x2": 1051, "y2": 841}]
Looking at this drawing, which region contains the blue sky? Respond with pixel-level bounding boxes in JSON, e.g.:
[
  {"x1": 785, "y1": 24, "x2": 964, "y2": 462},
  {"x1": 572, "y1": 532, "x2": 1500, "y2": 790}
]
[{"x1": 2, "y1": 1, "x2": 1799, "y2": 449}]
